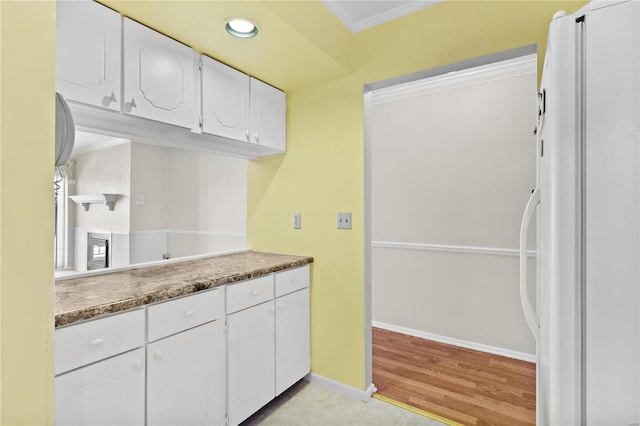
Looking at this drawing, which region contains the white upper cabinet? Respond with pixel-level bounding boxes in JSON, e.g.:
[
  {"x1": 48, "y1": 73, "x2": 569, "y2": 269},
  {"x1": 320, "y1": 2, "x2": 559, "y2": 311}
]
[
  {"x1": 56, "y1": 4, "x2": 286, "y2": 157},
  {"x1": 56, "y1": 0, "x2": 121, "y2": 110},
  {"x1": 123, "y1": 18, "x2": 195, "y2": 128},
  {"x1": 250, "y1": 78, "x2": 286, "y2": 151},
  {"x1": 202, "y1": 56, "x2": 251, "y2": 142}
]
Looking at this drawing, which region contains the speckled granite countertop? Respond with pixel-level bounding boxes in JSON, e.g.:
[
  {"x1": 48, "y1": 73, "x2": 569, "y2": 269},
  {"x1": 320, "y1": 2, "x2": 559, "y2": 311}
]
[{"x1": 55, "y1": 251, "x2": 313, "y2": 328}]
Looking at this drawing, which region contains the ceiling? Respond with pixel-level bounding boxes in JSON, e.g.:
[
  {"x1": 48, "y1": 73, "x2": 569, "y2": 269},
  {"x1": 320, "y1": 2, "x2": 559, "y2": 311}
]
[
  {"x1": 100, "y1": 0, "x2": 353, "y2": 93},
  {"x1": 99, "y1": 0, "x2": 444, "y2": 93},
  {"x1": 320, "y1": 0, "x2": 443, "y2": 33}
]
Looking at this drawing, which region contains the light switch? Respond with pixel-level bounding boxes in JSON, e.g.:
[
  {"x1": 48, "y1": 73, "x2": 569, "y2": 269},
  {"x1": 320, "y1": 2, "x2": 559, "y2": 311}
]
[
  {"x1": 135, "y1": 194, "x2": 145, "y2": 206},
  {"x1": 293, "y1": 213, "x2": 301, "y2": 229},
  {"x1": 337, "y1": 212, "x2": 352, "y2": 229}
]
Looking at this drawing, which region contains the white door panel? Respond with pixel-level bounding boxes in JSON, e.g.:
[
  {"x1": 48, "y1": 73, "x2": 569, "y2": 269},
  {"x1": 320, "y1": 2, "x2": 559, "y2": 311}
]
[
  {"x1": 56, "y1": 0, "x2": 121, "y2": 110},
  {"x1": 123, "y1": 18, "x2": 195, "y2": 128},
  {"x1": 250, "y1": 78, "x2": 285, "y2": 151},
  {"x1": 275, "y1": 288, "x2": 310, "y2": 395},
  {"x1": 227, "y1": 301, "x2": 275, "y2": 426},
  {"x1": 202, "y1": 56, "x2": 251, "y2": 142},
  {"x1": 147, "y1": 321, "x2": 225, "y2": 426},
  {"x1": 55, "y1": 348, "x2": 145, "y2": 426}
]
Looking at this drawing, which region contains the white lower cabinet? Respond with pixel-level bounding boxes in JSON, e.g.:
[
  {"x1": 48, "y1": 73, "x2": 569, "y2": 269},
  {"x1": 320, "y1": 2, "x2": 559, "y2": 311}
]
[
  {"x1": 275, "y1": 288, "x2": 310, "y2": 396},
  {"x1": 55, "y1": 347, "x2": 145, "y2": 426},
  {"x1": 147, "y1": 321, "x2": 225, "y2": 426},
  {"x1": 227, "y1": 300, "x2": 276, "y2": 426},
  {"x1": 226, "y1": 266, "x2": 310, "y2": 425},
  {"x1": 55, "y1": 266, "x2": 310, "y2": 426}
]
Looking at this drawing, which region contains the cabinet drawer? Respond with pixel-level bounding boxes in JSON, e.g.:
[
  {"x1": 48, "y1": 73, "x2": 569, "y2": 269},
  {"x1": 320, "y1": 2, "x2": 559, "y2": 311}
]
[
  {"x1": 55, "y1": 308, "x2": 145, "y2": 375},
  {"x1": 148, "y1": 288, "x2": 223, "y2": 342},
  {"x1": 226, "y1": 275, "x2": 274, "y2": 314},
  {"x1": 275, "y1": 265, "x2": 310, "y2": 298}
]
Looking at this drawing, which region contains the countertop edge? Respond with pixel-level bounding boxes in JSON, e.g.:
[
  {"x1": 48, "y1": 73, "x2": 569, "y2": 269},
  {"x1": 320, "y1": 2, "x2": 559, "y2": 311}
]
[{"x1": 55, "y1": 254, "x2": 313, "y2": 328}]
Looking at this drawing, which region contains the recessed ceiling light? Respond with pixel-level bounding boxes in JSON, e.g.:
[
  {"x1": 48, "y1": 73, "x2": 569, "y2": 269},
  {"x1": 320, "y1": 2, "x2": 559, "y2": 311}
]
[{"x1": 225, "y1": 18, "x2": 258, "y2": 38}]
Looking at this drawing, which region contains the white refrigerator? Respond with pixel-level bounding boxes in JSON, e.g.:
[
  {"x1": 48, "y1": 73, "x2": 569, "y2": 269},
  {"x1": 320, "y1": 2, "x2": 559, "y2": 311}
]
[{"x1": 519, "y1": 1, "x2": 640, "y2": 424}]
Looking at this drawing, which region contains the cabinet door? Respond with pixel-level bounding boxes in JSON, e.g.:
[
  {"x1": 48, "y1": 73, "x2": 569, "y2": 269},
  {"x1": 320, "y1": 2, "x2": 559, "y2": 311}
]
[
  {"x1": 202, "y1": 56, "x2": 251, "y2": 142},
  {"x1": 147, "y1": 321, "x2": 225, "y2": 426},
  {"x1": 275, "y1": 288, "x2": 310, "y2": 395},
  {"x1": 249, "y1": 78, "x2": 286, "y2": 151},
  {"x1": 228, "y1": 301, "x2": 275, "y2": 425},
  {"x1": 55, "y1": 348, "x2": 145, "y2": 426},
  {"x1": 56, "y1": 0, "x2": 121, "y2": 110},
  {"x1": 123, "y1": 18, "x2": 195, "y2": 128}
]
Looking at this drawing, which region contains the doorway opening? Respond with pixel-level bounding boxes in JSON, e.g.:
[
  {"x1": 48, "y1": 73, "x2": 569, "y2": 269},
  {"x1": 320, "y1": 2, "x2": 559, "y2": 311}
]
[{"x1": 364, "y1": 46, "x2": 538, "y2": 425}]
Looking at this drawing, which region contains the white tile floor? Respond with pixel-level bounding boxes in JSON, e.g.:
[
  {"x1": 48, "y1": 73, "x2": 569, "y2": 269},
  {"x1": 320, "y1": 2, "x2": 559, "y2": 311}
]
[{"x1": 242, "y1": 380, "x2": 446, "y2": 426}]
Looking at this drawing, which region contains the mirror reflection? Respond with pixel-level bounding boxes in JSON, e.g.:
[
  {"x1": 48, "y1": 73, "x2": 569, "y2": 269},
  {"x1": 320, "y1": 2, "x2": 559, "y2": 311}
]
[{"x1": 54, "y1": 132, "x2": 247, "y2": 278}]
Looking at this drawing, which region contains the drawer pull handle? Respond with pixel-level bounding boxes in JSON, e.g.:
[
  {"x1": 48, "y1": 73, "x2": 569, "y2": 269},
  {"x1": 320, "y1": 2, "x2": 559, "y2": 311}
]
[
  {"x1": 133, "y1": 360, "x2": 143, "y2": 371},
  {"x1": 292, "y1": 277, "x2": 299, "y2": 284},
  {"x1": 154, "y1": 351, "x2": 162, "y2": 361},
  {"x1": 88, "y1": 338, "x2": 104, "y2": 347},
  {"x1": 251, "y1": 290, "x2": 259, "y2": 296},
  {"x1": 184, "y1": 309, "x2": 196, "y2": 318}
]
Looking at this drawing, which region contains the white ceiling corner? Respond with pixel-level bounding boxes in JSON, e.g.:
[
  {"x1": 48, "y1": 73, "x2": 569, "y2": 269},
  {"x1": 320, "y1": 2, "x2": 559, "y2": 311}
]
[
  {"x1": 72, "y1": 131, "x2": 130, "y2": 156},
  {"x1": 321, "y1": 0, "x2": 444, "y2": 33}
]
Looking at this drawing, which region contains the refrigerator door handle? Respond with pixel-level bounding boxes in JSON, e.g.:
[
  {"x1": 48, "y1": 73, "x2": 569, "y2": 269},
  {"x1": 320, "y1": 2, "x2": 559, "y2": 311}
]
[{"x1": 519, "y1": 187, "x2": 540, "y2": 340}]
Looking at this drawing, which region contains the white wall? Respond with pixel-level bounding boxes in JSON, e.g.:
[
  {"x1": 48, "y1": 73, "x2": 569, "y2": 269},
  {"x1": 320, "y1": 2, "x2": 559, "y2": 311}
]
[
  {"x1": 371, "y1": 57, "x2": 537, "y2": 357},
  {"x1": 71, "y1": 142, "x2": 131, "y2": 270},
  {"x1": 130, "y1": 143, "x2": 168, "y2": 231},
  {"x1": 128, "y1": 144, "x2": 247, "y2": 263},
  {"x1": 166, "y1": 148, "x2": 247, "y2": 234},
  {"x1": 66, "y1": 142, "x2": 247, "y2": 269},
  {"x1": 166, "y1": 147, "x2": 247, "y2": 257},
  {"x1": 72, "y1": 142, "x2": 131, "y2": 232}
]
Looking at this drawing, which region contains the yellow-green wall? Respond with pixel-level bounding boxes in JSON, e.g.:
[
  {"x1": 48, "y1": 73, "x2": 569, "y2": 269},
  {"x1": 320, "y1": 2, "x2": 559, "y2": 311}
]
[
  {"x1": 0, "y1": 1, "x2": 56, "y2": 424},
  {"x1": 248, "y1": 0, "x2": 587, "y2": 390}
]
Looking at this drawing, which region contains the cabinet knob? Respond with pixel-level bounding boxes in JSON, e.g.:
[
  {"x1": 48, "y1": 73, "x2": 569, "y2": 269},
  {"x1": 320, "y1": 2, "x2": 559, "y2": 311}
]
[
  {"x1": 184, "y1": 309, "x2": 196, "y2": 318},
  {"x1": 88, "y1": 338, "x2": 104, "y2": 347},
  {"x1": 124, "y1": 98, "x2": 137, "y2": 112},
  {"x1": 292, "y1": 277, "x2": 299, "y2": 284},
  {"x1": 154, "y1": 351, "x2": 162, "y2": 361},
  {"x1": 254, "y1": 133, "x2": 260, "y2": 143},
  {"x1": 133, "y1": 360, "x2": 143, "y2": 371},
  {"x1": 279, "y1": 303, "x2": 285, "y2": 310},
  {"x1": 102, "y1": 92, "x2": 117, "y2": 107},
  {"x1": 269, "y1": 306, "x2": 275, "y2": 314},
  {"x1": 250, "y1": 290, "x2": 259, "y2": 296},
  {"x1": 245, "y1": 130, "x2": 250, "y2": 140}
]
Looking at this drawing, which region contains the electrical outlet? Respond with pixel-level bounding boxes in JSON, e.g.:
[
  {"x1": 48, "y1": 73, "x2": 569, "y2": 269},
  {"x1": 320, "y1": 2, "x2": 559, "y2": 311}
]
[
  {"x1": 337, "y1": 212, "x2": 352, "y2": 229},
  {"x1": 293, "y1": 213, "x2": 301, "y2": 229}
]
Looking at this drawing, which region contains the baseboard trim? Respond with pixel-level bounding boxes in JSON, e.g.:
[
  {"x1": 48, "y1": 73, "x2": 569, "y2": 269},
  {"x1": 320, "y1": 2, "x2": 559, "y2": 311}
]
[
  {"x1": 305, "y1": 373, "x2": 377, "y2": 401},
  {"x1": 372, "y1": 321, "x2": 536, "y2": 363}
]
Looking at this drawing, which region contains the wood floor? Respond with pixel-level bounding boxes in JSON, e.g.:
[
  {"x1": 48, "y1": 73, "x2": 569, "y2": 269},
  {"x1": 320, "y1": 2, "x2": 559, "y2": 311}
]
[{"x1": 372, "y1": 327, "x2": 536, "y2": 426}]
